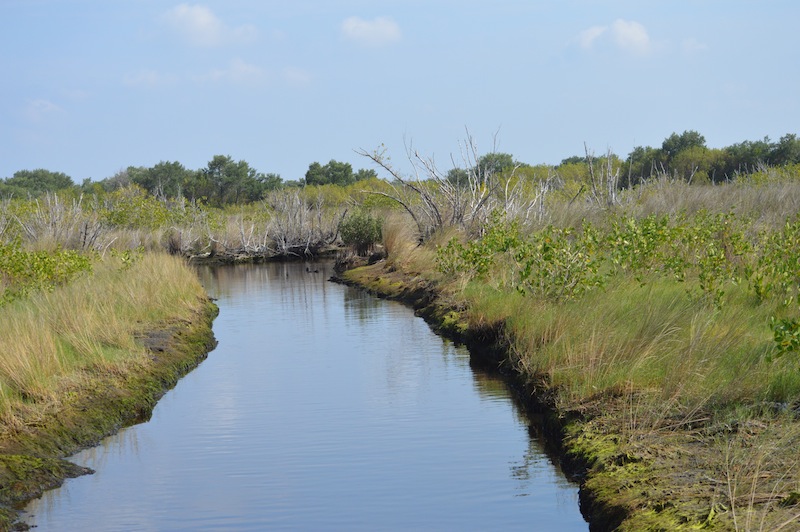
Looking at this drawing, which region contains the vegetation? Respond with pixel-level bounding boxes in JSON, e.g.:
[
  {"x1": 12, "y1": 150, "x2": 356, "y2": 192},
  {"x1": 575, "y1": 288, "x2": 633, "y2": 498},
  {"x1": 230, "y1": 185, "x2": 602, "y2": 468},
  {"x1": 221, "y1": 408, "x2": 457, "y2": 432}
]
[
  {"x1": 0, "y1": 251, "x2": 208, "y2": 421},
  {"x1": 338, "y1": 146, "x2": 800, "y2": 530},
  {"x1": 304, "y1": 159, "x2": 377, "y2": 187},
  {"x1": 0, "y1": 240, "x2": 92, "y2": 305},
  {"x1": 2, "y1": 129, "x2": 800, "y2": 529},
  {"x1": 0, "y1": 169, "x2": 74, "y2": 197},
  {"x1": 340, "y1": 208, "x2": 382, "y2": 256}
]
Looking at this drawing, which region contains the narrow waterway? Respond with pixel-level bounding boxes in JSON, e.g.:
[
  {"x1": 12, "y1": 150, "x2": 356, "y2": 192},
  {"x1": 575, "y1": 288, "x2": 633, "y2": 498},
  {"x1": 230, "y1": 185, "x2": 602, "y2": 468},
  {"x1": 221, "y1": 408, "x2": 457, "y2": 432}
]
[{"x1": 22, "y1": 262, "x2": 587, "y2": 531}]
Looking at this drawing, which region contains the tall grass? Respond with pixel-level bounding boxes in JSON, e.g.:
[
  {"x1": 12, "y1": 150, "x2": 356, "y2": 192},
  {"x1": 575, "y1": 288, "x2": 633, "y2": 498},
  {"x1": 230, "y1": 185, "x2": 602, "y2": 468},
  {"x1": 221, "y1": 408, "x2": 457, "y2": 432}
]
[
  {"x1": 0, "y1": 253, "x2": 206, "y2": 423},
  {"x1": 542, "y1": 176, "x2": 800, "y2": 234},
  {"x1": 384, "y1": 174, "x2": 800, "y2": 419},
  {"x1": 457, "y1": 266, "x2": 798, "y2": 421},
  {"x1": 494, "y1": 279, "x2": 786, "y2": 410},
  {"x1": 372, "y1": 173, "x2": 800, "y2": 527}
]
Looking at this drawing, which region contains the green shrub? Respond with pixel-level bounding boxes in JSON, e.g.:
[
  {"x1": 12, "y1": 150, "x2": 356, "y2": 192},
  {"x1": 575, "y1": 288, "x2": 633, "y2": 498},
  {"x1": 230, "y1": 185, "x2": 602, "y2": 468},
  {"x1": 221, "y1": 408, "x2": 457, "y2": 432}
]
[
  {"x1": 340, "y1": 209, "x2": 382, "y2": 256},
  {"x1": 0, "y1": 240, "x2": 92, "y2": 305}
]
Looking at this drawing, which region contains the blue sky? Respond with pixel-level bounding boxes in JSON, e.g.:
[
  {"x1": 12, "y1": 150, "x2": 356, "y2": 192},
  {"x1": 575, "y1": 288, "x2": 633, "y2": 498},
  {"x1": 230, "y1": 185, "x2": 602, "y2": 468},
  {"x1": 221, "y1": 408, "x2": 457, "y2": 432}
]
[{"x1": 2, "y1": 1, "x2": 798, "y2": 182}]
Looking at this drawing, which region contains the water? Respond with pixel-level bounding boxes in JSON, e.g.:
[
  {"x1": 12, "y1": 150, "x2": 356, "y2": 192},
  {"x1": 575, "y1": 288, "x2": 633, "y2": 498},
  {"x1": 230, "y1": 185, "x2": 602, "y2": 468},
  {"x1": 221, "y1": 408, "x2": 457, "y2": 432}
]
[{"x1": 22, "y1": 262, "x2": 587, "y2": 531}]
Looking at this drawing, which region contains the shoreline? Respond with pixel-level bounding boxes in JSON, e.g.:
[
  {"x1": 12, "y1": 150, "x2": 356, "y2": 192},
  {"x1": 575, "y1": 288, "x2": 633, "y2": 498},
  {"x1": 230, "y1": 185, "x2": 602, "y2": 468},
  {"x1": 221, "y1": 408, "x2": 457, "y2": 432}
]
[
  {"x1": 3, "y1": 251, "x2": 797, "y2": 530},
  {"x1": 333, "y1": 259, "x2": 800, "y2": 531},
  {"x1": 0, "y1": 300, "x2": 218, "y2": 531}
]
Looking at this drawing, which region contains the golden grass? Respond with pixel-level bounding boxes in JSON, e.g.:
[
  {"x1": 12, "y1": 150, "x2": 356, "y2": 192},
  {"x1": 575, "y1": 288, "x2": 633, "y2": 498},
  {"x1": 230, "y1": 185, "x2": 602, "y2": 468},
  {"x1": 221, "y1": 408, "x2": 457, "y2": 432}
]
[
  {"x1": 538, "y1": 177, "x2": 800, "y2": 236},
  {"x1": 0, "y1": 253, "x2": 206, "y2": 419}
]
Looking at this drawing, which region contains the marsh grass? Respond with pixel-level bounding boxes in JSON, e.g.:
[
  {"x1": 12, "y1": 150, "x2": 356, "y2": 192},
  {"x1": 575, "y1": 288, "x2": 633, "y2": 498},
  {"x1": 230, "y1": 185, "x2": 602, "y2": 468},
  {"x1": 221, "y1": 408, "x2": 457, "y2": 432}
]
[
  {"x1": 0, "y1": 253, "x2": 205, "y2": 424},
  {"x1": 381, "y1": 212, "x2": 417, "y2": 262},
  {"x1": 459, "y1": 270, "x2": 792, "y2": 419},
  {"x1": 536, "y1": 177, "x2": 800, "y2": 238},
  {"x1": 720, "y1": 418, "x2": 800, "y2": 531}
]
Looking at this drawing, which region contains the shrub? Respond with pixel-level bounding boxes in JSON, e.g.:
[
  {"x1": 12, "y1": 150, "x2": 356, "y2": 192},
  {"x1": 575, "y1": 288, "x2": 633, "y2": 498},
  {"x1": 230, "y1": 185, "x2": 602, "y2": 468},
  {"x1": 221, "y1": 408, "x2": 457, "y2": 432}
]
[{"x1": 340, "y1": 209, "x2": 382, "y2": 256}]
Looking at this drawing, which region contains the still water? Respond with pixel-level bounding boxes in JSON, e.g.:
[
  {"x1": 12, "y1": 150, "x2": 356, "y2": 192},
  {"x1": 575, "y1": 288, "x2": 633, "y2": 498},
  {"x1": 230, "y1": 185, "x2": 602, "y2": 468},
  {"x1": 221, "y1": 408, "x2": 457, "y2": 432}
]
[{"x1": 23, "y1": 262, "x2": 587, "y2": 531}]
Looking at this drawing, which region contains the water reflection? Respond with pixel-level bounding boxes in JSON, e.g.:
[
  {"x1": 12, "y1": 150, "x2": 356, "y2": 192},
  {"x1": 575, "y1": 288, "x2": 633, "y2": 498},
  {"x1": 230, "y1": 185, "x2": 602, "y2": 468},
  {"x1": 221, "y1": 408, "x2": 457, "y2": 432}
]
[
  {"x1": 24, "y1": 261, "x2": 587, "y2": 531},
  {"x1": 343, "y1": 284, "x2": 384, "y2": 323}
]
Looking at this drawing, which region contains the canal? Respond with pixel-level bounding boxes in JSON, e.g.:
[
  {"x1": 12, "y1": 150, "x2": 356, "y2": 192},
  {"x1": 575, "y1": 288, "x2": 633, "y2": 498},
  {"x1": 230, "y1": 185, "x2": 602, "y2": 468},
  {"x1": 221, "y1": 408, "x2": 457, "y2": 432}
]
[{"x1": 23, "y1": 261, "x2": 587, "y2": 530}]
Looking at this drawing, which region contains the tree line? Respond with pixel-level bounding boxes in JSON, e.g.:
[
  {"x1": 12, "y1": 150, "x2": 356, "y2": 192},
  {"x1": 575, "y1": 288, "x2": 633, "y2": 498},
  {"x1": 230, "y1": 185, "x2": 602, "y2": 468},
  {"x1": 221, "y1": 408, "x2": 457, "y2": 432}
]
[
  {"x1": 617, "y1": 130, "x2": 800, "y2": 185},
  {"x1": 2, "y1": 131, "x2": 799, "y2": 204},
  {"x1": 0, "y1": 156, "x2": 378, "y2": 206}
]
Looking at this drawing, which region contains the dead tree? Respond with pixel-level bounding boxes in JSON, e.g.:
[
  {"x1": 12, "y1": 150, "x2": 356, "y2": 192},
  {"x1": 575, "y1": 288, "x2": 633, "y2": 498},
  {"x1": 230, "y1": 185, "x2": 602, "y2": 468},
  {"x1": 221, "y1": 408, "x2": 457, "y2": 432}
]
[
  {"x1": 585, "y1": 144, "x2": 620, "y2": 208},
  {"x1": 356, "y1": 133, "x2": 519, "y2": 240}
]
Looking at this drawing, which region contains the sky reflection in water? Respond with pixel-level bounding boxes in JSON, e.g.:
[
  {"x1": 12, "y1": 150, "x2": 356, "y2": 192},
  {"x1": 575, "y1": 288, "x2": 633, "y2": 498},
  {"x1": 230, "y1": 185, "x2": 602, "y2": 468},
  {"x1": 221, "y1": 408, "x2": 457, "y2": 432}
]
[{"x1": 24, "y1": 262, "x2": 586, "y2": 531}]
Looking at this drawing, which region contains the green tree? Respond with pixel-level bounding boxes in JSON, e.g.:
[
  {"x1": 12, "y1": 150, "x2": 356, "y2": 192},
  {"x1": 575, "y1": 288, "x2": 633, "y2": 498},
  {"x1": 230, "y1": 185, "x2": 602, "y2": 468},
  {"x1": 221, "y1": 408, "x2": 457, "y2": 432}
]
[
  {"x1": 446, "y1": 168, "x2": 470, "y2": 187},
  {"x1": 770, "y1": 134, "x2": 800, "y2": 166},
  {"x1": 325, "y1": 160, "x2": 353, "y2": 186},
  {"x1": 304, "y1": 162, "x2": 326, "y2": 186},
  {"x1": 304, "y1": 160, "x2": 356, "y2": 186},
  {"x1": 3, "y1": 169, "x2": 74, "y2": 196},
  {"x1": 671, "y1": 145, "x2": 714, "y2": 183},
  {"x1": 722, "y1": 137, "x2": 772, "y2": 176},
  {"x1": 476, "y1": 152, "x2": 516, "y2": 176},
  {"x1": 197, "y1": 155, "x2": 267, "y2": 205},
  {"x1": 661, "y1": 130, "x2": 706, "y2": 160},
  {"x1": 130, "y1": 161, "x2": 193, "y2": 199},
  {"x1": 258, "y1": 172, "x2": 283, "y2": 191},
  {"x1": 622, "y1": 145, "x2": 665, "y2": 187},
  {"x1": 559, "y1": 155, "x2": 585, "y2": 166},
  {"x1": 354, "y1": 168, "x2": 378, "y2": 182}
]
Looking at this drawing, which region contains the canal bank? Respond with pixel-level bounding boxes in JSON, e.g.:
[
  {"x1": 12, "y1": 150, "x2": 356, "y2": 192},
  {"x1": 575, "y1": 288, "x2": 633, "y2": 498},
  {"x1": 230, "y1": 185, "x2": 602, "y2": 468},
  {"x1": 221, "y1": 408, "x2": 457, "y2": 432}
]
[
  {"x1": 335, "y1": 259, "x2": 800, "y2": 531},
  {"x1": 20, "y1": 261, "x2": 587, "y2": 530},
  {"x1": 0, "y1": 300, "x2": 218, "y2": 530}
]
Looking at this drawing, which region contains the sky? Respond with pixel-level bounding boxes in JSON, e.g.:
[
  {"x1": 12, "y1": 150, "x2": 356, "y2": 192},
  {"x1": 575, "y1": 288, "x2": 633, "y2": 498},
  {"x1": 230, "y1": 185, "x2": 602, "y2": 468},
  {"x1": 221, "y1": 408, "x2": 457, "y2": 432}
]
[{"x1": 2, "y1": 0, "x2": 799, "y2": 183}]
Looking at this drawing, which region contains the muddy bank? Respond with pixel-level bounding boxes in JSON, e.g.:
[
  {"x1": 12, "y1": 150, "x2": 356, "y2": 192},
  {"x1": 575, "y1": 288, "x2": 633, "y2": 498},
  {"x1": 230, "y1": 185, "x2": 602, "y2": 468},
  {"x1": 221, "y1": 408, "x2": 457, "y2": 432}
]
[
  {"x1": 184, "y1": 244, "x2": 342, "y2": 266},
  {"x1": 0, "y1": 300, "x2": 218, "y2": 531},
  {"x1": 334, "y1": 260, "x2": 800, "y2": 531}
]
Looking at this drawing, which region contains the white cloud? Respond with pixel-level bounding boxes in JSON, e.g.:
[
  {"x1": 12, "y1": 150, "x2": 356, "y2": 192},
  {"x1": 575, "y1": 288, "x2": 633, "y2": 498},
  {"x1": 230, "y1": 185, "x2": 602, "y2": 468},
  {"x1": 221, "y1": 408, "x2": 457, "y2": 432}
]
[
  {"x1": 341, "y1": 16, "x2": 401, "y2": 47},
  {"x1": 161, "y1": 4, "x2": 256, "y2": 47},
  {"x1": 578, "y1": 25, "x2": 608, "y2": 49},
  {"x1": 577, "y1": 19, "x2": 651, "y2": 56},
  {"x1": 611, "y1": 19, "x2": 651, "y2": 55}
]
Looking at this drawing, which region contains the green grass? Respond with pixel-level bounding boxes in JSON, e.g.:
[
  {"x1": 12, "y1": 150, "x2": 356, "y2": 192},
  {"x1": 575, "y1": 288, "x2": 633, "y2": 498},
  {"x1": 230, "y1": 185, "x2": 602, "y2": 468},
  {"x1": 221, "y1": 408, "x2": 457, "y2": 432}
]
[{"x1": 460, "y1": 268, "x2": 796, "y2": 415}]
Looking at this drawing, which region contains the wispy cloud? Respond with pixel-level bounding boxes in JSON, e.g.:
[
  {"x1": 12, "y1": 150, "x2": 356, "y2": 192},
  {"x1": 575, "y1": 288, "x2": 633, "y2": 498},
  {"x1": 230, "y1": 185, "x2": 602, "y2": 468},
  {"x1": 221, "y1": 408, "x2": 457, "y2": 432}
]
[
  {"x1": 578, "y1": 25, "x2": 608, "y2": 50},
  {"x1": 124, "y1": 60, "x2": 268, "y2": 88},
  {"x1": 282, "y1": 67, "x2": 313, "y2": 87},
  {"x1": 24, "y1": 99, "x2": 62, "y2": 122},
  {"x1": 611, "y1": 19, "x2": 650, "y2": 55},
  {"x1": 341, "y1": 16, "x2": 401, "y2": 47},
  {"x1": 681, "y1": 37, "x2": 709, "y2": 55},
  {"x1": 161, "y1": 4, "x2": 257, "y2": 47},
  {"x1": 202, "y1": 58, "x2": 267, "y2": 86},
  {"x1": 577, "y1": 19, "x2": 652, "y2": 56}
]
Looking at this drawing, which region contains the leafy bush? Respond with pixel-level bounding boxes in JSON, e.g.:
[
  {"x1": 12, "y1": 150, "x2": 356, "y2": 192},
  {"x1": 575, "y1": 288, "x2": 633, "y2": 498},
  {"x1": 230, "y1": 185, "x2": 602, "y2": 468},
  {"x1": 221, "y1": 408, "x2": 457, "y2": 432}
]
[
  {"x1": 437, "y1": 209, "x2": 800, "y2": 361},
  {"x1": 437, "y1": 213, "x2": 604, "y2": 300},
  {"x1": 0, "y1": 241, "x2": 92, "y2": 305},
  {"x1": 101, "y1": 186, "x2": 171, "y2": 229},
  {"x1": 340, "y1": 209, "x2": 382, "y2": 256}
]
